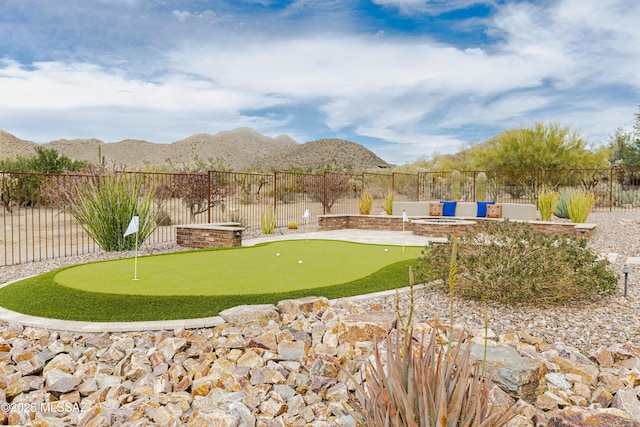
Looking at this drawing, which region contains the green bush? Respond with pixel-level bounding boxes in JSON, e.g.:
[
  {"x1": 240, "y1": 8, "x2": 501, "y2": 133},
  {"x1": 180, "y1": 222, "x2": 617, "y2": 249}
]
[
  {"x1": 553, "y1": 188, "x2": 572, "y2": 218},
  {"x1": 69, "y1": 174, "x2": 161, "y2": 252},
  {"x1": 568, "y1": 190, "x2": 595, "y2": 223},
  {"x1": 344, "y1": 327, "x2": 520, "y2": 426},
  {"x1": 417, "y1": 220, "x2": 618, "y2": 304},
  {"x1": 537, "y1": 188, "x2": 559, "y2": 221}
]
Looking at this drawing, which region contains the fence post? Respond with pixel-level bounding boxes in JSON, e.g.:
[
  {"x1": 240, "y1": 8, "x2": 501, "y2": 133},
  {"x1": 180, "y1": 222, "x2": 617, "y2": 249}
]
[
  {"x1": 392, "y1": 173, "x2": 396, "y2": 196},
  {"x1": 207, "y1": 171, "x2": 211, "y2": 223},
  {"x1": 273, "y1": 172, "x2": 278, "y2": 227},
  {"x1": 323, "y1": 172, "x2": 327, "y2": 215},
  {"x1": 610, "y1": 168, "x2": 613, "y2": 212}
]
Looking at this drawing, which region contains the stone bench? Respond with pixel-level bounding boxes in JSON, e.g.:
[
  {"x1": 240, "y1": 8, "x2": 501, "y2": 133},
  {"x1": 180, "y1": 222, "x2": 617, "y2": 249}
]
[{"x1": 392, "y1": 201, "x2": 537, "y2": 221}]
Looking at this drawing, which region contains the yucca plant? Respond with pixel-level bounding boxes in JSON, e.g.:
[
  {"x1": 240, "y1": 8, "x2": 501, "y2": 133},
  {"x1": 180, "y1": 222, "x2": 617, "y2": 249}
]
[
  {"x1": 383, "y1": 191, "x2": 396, "y2": 215},
  {"x1": 345, "y1": 327, "x2": 521, "y2": 427},
  {"x1": 358, "y1": 191, "x2": 374, "y2": 215},
  {"x1": 69, "y1": 174, "x2": 161, "y2": 252},
  {"x1": 568, "y1": 190, "x2": 595, "y2": 223},
  {"x1": 537, "y1": 188, "x2": 560, "y2": 221},
  {"x1": 261, "y1": 206, "x2": 276, "y2": 234}
]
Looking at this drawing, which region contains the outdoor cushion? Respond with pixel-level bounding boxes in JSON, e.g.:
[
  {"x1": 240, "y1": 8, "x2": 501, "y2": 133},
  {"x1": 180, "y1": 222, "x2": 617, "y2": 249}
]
[
  {"x1": 429, "y1": 203, "x2": 443, "y2": 216},
  {"x1": 476, "y1": 201, "x2": 496, "y2": 217},
  {"x1": 440, "y1": 201, "x2": 457, "y2": 216},
  {"x1": 486, "y1": 204, "x2": 502, "y2": 218}
]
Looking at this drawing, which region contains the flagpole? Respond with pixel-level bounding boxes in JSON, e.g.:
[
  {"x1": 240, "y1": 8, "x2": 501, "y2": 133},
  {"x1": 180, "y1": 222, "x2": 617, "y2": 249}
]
[
  {"x1": 402, "y1": 210, "x2": 407, "y2": 254},
  {"x1": 124, "y1": 215, "x2": 140, "y2": 281},
  {"x1": 303, "y1": 208, "x2": 310, "y2": 243},
  {"x1": 133, "y1": 232, "x2": 139, "y2": 280}
]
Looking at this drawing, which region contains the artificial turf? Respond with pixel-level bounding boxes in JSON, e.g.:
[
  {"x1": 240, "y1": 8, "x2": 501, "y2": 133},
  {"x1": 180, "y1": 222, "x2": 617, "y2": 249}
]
[{"x1": 0, "y1": 240, "x2": 421, "y2": 322}]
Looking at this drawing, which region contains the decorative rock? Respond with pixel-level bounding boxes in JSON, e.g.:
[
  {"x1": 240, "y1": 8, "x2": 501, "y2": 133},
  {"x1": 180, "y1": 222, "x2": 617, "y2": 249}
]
[
  {"x1": 595, "y1": 347, "x2": 615, "y2": 368},
  {"x1": 468, "y1": 344, "x2": 547, "y2": 403},
  {"x1": 337, "y1": 310, "x2": 397, "y2": 345},
  {"x1": 551, "y1": 356, "x2": 598, "y2": 385},
  {"x1": 536, "y1": 391, "x2": 569, "y2": 411},
  {"x1": 157, "y1": 337, "x2": 187, "y2": 362},
  {"x1": 547, "y1": 406, "x2": 640, "y2": 426},
  {"x1": 278, "y1": 341, "x2": 307, "y2": 361},
  {"x1": 546, "y1": 373, "x2": 573, "y2": 390},
  {"x1": 220, "y1": 304, "x2": 280, "y2": 327},
  {"x1": 277, "y1": 297, "x2": 330, "y2": 318},
  {"x1": 613, "y1": 388, "x2": 640, "y2": 422}
]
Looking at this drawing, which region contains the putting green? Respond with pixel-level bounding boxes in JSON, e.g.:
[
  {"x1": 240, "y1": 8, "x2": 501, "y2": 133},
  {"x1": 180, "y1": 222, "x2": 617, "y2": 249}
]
[{"x1": 54, "y1": 240, "x2": 422, "y2": 296}]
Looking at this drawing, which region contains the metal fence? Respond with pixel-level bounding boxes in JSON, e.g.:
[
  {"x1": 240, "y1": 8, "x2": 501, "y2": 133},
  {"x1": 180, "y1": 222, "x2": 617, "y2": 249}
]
[{"x1": 2, "y1": 168, "x2": 640, "y2": 266}]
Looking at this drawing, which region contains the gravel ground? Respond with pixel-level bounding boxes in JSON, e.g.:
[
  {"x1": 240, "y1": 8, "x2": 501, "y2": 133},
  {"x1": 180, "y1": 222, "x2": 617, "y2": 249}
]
[{"x1": 1, "y1": 212, "x2": 639, "y2": 354}]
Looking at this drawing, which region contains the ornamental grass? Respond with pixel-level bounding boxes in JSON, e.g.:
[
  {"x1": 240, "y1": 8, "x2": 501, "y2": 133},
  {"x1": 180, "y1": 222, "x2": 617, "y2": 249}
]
[
  {"x1": 69, "y1": 173, "x2": 160, "y2": 252},
  {"x1": 537, "y1": 188, "x2": 560, "y2": 221},
  {"x1": 568, "y1": 190, "x2": 595, "y2": 223}
]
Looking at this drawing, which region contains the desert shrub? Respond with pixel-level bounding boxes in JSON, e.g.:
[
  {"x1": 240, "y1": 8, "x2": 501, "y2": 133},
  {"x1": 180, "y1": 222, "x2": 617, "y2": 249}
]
[
  {"x1": 261, "y1": 206, "x2": 276, "y2": 234},
  {"x1": 609, "y1": 184, "x2": 640, "y2": 207},
  {"x1": 417, "y1": 220, "x2": 618, "y2": 304},
  {"x1": 344, "y1": 327, "x2": 520, "y2": 427},
  {"x1": 568, "y1": 190, "x2": 595, "y2": 223},
  {"x1": 553, "y1": 188, "x2": 572, "y2": 218},
  {"x1": 383, "y1": 191, "x2": 396, "y2": 215},
  {"x1": 288, "y1": 221, "x2": 298, "y2": 229},
  {"x1": 304, "y1": 173, "x2": 350, "y2": 213},
  {"x1": 69, "y1": 174, "x2": 161, "y2": 252},
  {"x1": 537, "y1": 188, "x2": 559, "y2": 221},
  {"x1": 357, "y1": 191, "x2": 373, "y2": 214}
]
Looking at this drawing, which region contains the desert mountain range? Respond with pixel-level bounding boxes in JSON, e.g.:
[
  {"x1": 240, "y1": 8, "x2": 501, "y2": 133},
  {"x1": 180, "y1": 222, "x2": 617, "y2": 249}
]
[{"x1": 0, "y1": 128, "x2": 390, "y2": 171}]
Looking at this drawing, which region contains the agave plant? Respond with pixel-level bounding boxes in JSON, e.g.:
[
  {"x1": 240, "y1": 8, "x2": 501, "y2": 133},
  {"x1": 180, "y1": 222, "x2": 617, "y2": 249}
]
[{"x1": 344, "y1": 327, "x2": 521, "y2": 427}]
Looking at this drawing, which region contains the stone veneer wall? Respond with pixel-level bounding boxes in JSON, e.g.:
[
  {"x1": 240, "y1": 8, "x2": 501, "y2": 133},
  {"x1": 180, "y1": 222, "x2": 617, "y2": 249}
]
[
  {"x1": 318, "y1": 215, "x2": 412, "y2": 231},
  {"x1": 318, "y1": 215, "x2": 596, "y2": 240},
  {"x1": 176, "y1": 223, "x2": 244, "y2": 248}
]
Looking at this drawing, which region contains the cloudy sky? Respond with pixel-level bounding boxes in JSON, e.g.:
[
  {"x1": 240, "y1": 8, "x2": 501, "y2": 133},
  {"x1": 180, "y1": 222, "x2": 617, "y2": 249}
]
[{"x1": 0, "y1": 0, "x2": 639, "y2": 165}]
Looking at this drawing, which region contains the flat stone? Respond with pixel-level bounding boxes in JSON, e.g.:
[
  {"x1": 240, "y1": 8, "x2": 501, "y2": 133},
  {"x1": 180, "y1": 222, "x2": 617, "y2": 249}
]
[
  {"x1": 278, "y1": 341, "x2": 307, "y2": 361},
  {"x1": 613, "y1": 388, "x2": 640, "y2": 422},
  {"x1": 277, "y1": 297, "x2": 330, "y2": 317},
  {"x1": 220, "y1": 304, "x2": 280, "y2": 327},
  {"x1": 337, "y1": 310, "x2": 397, "y2": 345},
  {"x1": 468, "y1": 344, "x2": 547, "y2": 403}
]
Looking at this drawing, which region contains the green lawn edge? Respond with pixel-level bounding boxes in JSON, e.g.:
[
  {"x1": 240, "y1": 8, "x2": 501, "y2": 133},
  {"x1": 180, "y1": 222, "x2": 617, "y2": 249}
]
[{"x1": 0, "y1": 258, "x2": 418, "y2": 322}]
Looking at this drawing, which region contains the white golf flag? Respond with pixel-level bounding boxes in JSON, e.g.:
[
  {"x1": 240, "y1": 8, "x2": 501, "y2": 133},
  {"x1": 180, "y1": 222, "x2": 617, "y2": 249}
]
[
  {"x1": 124, "y1": 216, "x2": 139, "y2": 237},
  {"x1": 402, "y1": 210, "x2": 409, "y2": 222},
  {"x1": 303, "y1": 208, "x2": 310, "y2": 219}
]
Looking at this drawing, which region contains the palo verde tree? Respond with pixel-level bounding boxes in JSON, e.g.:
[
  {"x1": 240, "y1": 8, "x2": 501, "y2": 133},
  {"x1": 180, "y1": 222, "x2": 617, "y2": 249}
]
[
  {"x1": 469, "y1": 122, "x2": 610, "y2": 195},
  {"x1": 470, "y1": 122, "x2": 609, "y2": 171}
]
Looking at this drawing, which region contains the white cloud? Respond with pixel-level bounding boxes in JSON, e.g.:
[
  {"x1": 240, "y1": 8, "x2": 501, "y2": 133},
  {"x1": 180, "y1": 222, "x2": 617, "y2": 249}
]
[
  {"x1": 371, "y1": 0, "x2": 493, "y2": 15},
  {"x1": 0, "y1": 0, "x2": 638, "y2": 165}
]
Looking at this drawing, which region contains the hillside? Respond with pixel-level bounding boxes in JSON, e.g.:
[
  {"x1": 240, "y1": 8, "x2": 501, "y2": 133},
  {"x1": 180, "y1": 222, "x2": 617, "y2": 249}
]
[
  {"x1": 0, "y1": 129, "x2": 390, "y2": 172},
  {"x1": 0, "y1": 130, "x2": 38, "y2": 158},
  {"x1": 254, "y1": 139, "x2": 389, "y2": 171}
]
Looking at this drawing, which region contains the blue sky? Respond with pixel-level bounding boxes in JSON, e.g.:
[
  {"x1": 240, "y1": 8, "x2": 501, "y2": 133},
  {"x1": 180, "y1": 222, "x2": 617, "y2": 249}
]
[{"x1": 1, "y1": 0, "x2": 639, "y2": 165}]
